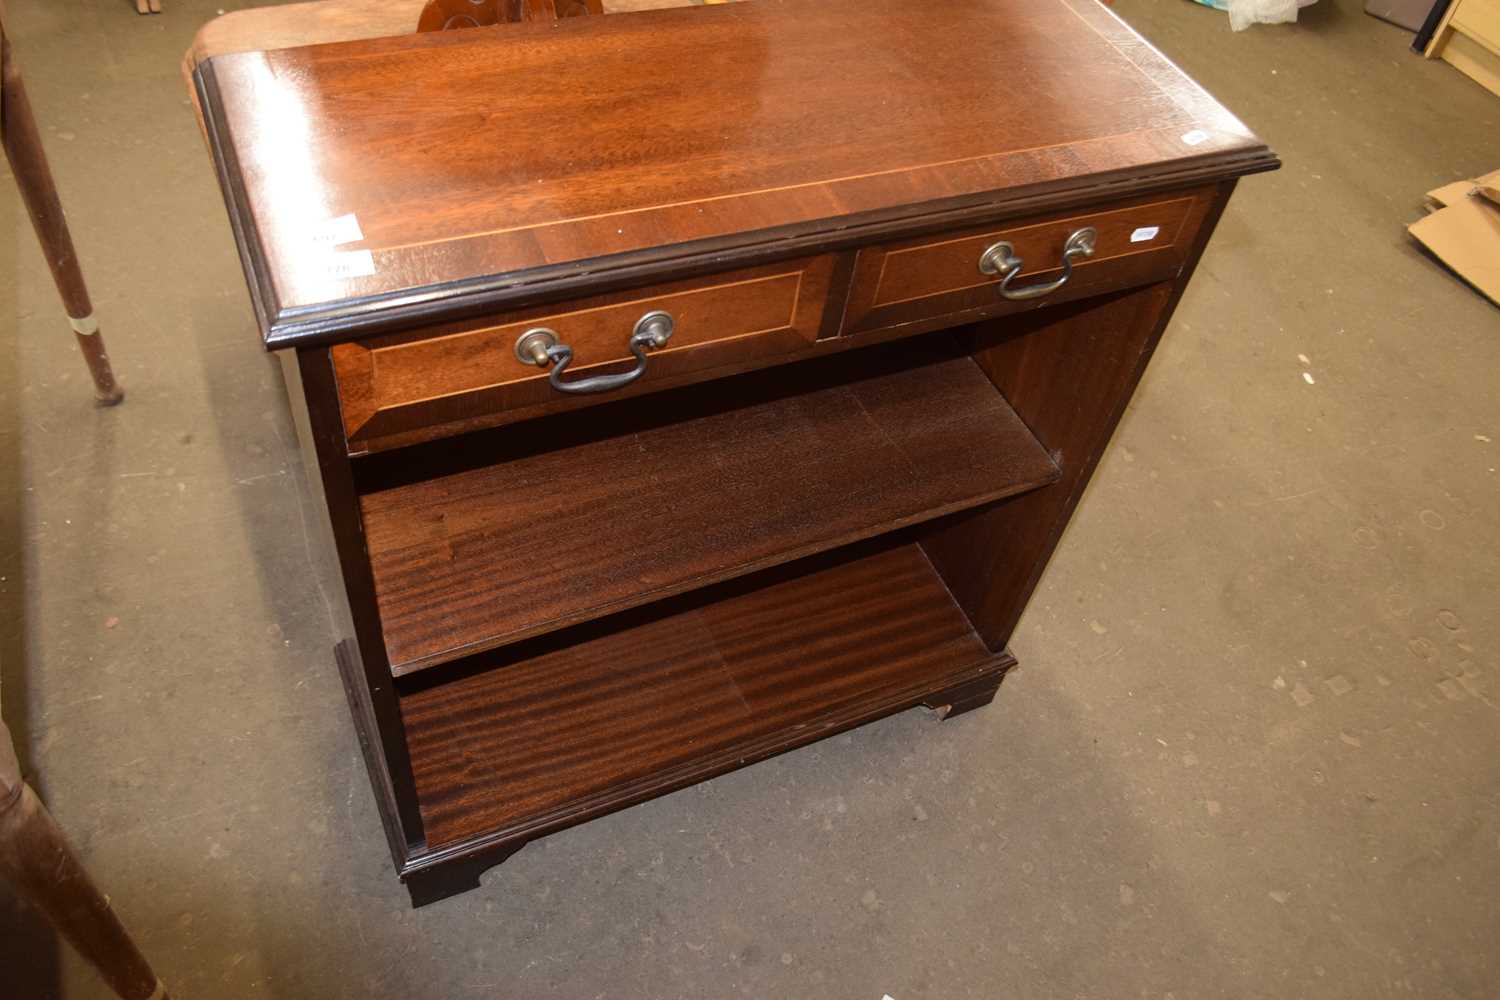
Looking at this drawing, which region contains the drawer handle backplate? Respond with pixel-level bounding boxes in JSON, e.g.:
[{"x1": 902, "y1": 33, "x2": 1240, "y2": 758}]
[
  {"x1": 978, "y1": 226, "x2": 1098, "y2": 301},
  {"x1": 515, "y1": 310, "x2": 675, "y2": 395}
]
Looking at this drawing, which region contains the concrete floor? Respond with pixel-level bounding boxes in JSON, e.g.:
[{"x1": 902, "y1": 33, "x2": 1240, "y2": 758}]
[{"x1": 2, "y1": 0, "x2": 1498, "y2": 996}]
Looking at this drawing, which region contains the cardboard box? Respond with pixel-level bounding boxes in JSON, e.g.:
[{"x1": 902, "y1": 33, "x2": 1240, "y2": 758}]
[{"x1": 1408, "y1": 169, "x2": 1500, "y2": 306}]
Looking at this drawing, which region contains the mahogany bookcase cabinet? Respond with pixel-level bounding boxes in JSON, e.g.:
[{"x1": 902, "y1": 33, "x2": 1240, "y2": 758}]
[{"x1": 193, "y1": 0, "x2": 1277, "y2": 905}]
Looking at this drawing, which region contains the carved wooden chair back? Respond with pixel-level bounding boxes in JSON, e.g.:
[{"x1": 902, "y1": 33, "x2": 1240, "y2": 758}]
[{"x1": 417, "y1": 0, "x2": 603, "y2": 32}]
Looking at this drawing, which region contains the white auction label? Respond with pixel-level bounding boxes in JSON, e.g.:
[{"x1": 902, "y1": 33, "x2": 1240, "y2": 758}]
[
  {"x1": 1130, "y1": 226, "x2": 1161, "y2": 243},
  {"x1": 308, "y1": 213, "x2": 364, "y2": 249},
  {"x1": 1180, "y1": 129, "x2": 1209, "y2": 146},
  {"x1": 317, "y1": 249, "x2": 377, "y2": 279}
]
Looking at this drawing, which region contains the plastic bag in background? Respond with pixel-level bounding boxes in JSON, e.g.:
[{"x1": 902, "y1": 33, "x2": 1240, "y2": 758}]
[
  {"x1": 1228, "y1": 0, "x2": 1313, "y2": 29},
  {"x1": 1189, "y1": 0, "x2": 1318, "y2": 30}
]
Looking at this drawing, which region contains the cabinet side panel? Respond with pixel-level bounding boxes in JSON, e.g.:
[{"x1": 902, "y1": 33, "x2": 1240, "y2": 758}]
[
  {"x1": 277, "y1": 351, "x2": 354, "y2": 639},
  {"x1": 288, "y1": 348, "x2": 427, "y2": 853},
  {"x1": 920, "y1": 181, "x2": 1236, "y2": 649}
]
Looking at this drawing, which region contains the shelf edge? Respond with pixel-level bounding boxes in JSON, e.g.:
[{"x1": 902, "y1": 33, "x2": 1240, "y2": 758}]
[{"x1": 399, "y1": 649, "x2": 1016, "y2": 876}]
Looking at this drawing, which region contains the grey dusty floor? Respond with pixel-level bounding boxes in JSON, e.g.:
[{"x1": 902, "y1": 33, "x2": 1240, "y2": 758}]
[{"x1": 2, "y1": 0, "x2": 1498, "y2": 997}]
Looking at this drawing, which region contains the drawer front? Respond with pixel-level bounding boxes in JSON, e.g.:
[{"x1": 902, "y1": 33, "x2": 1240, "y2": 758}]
[
  {"x1": 842, "y1": 190, "x2": 1212, "y2": 335},
  {"x1": 333, "y1": 255, "x2": 837, "y2": 447}
]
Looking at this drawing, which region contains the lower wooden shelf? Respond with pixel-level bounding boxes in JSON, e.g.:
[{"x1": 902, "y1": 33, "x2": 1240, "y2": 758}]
[{"x1": 398, "y1": 541, "x2": 1013, "y2": 851}]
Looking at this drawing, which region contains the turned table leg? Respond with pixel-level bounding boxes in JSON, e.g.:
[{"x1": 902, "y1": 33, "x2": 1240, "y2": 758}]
[
  {"x1": 0, "y1": 721, "x2": 168, "y2": 999},
  {"x1": 1, "y1": 21, "x2": 125, "y2": 406}
]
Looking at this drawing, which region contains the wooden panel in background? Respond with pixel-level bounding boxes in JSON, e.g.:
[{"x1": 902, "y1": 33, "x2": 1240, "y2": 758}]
[{"x1": 1451, "y1": 0, "x2": 1500, "y2": 52}]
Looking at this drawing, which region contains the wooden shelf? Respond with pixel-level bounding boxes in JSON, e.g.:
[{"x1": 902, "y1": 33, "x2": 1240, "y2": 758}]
[
  {"x1": 399, "y1": 542, "x2": 1013, "y2": 850},
  {"x1": 359, "y1": 343, "x2": 1060, "y2": 675}
]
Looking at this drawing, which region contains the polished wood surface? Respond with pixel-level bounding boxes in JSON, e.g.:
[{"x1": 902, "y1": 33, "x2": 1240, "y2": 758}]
[
  {"x1": 399, "y1": 542, "x2": 1011, "y2": 848},
  {"x1": 329, "y1": 185, "x2": 1223, "y2": 454},
  {"x1": 329, "y1": 183, "x2": 1218, "y2": 450},
  {"x1": 359, "y1": 341, "x2": 1060, "y2": 675},
  {"x1": 291, "y1": 350, "x2": 429, "y2": 842},
  {"x1": 183, "y1": 0, "x2": 687, "y2": 77},
  {"x1": 843, "y1": 188, "x2": 1208, "y2": 335},
  {"x1": 179, "y1": 0, "x2": 680, "y2": 140},
  {"x1": 195, "y1": 0, "x2": 1276, "y2": 346},
  {"x1": 921, "y1": 182, "x2": 1236, "y2": 650},
  {"x1": 193, "y1": 0, "x2": 1275, "y2": 906},
  {"x1": 331, "y1": 254, "x2": 835, "y2": 443},
  {"x1": 187, "y1": 0, "x2": 425, "y2": 73}
]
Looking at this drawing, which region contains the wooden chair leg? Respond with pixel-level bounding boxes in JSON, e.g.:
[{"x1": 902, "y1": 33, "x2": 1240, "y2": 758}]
[
  {"x1": 1, "y1": 28, "x2": 125, "y2": 406},
  {"x1": 0, "y1": 724, "x2": 168, "y2": 1000}
]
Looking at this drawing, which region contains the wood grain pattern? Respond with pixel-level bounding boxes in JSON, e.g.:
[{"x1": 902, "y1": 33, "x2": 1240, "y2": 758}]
[
  {"x1": 195, "y1": 0, "x2": 1277, "y2": 347},
  {"x1": 331, "y1": 254, "x2": 834, "y2": 442},
  {"x1": 843, "y1": 189, "x2": 1205, "y2": 334},
  {"x1": 183, "y1": 0, "x2": 685, "y2": 78},
  {"x1": 330, "y1": 271, "x2": 983, "y2": 455},
  {"x1": 335, "y1": 181, "x2": 1214, "y2": 454},
  {"x1": 399, "y1": 542, "x2": 1011, "y2": 848},
  {"x1": 190, "y1": 0, "x2": 1276, "y2": 905},
  {"x1": 359, "y1": 340, "x2": 1061, "y2": 674},
  {"x1": 919, "y1": 182, "x2": 1236, "y2": 651},
  {"x1": 921, "y1": 289, "x2": 1171, "y2": 650},
  {"x1": 331, "y1": 184, "x2": 1205, "y2": 452}
]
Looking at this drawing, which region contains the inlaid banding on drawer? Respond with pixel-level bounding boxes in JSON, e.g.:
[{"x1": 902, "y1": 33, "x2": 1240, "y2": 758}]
[
  {"x1": 372, "y1": 271, "x2": 805, "y2": 401},
  {"x1": 332, "y1": 255, "x2": 836, "y2": 447},
  {"x1": 871, "y1": 197, "x2": 1196, "y2": 307},
  {"x1": 842, "y1": 189, "x2": 1213, "y2": 335}
]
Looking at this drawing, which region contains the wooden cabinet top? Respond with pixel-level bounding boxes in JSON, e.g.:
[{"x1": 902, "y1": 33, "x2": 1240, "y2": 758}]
[{"x1": 195, "y1": 0, "x2": 1276, "y2": 348}]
